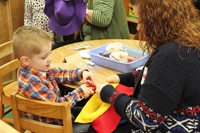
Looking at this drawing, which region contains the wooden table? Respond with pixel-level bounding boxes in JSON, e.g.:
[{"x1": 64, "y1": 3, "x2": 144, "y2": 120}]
[
  {"x1": 0, "y1": 120, "x2": 19, "y2": 133},
  {"x1": 51, "y1": 39, "x2": 142, "y2": 87}
]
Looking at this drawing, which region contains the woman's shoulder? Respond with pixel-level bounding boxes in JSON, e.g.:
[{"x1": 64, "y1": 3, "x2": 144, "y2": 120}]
[
  {"x1": 158, "y1": 42, "x2": 189, "y2": 56},
  {"x1": 157, "y1": 42, "x2": 199, "y2": 62}
]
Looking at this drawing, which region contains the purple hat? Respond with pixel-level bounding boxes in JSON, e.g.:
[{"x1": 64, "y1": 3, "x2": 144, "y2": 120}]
[{"x1": 44, "y1": 0, "x2": 86, "y2": 35}]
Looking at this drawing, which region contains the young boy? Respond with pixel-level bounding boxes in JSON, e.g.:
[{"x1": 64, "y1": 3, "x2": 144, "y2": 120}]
[{"x1": 12, "y1": 26, "x2": 94, "y2": 128}]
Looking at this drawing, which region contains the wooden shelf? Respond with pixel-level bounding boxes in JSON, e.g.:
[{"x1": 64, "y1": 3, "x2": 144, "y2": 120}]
[
  {"x1": 127, "y1": 17, "x2": 138, "y2": 23},
  {"x1": 123, "y1": 0, "x2": 138, "y2": 39}
]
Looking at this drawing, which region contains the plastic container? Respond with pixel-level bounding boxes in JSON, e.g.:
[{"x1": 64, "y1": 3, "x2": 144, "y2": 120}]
[{"x1": 89, "y1": 44, "x2": 150, "y2": 73}]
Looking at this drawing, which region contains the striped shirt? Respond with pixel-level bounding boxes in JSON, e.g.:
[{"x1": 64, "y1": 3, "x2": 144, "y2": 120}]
[{"x1": 17, "y1": 64, "x2": 85, "y2": 124}]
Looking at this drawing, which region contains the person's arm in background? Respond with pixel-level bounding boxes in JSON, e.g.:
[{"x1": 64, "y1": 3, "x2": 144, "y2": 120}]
[
  {"x1": 85, "y1": 0, "x2": 115, "y2": 27},
  {"x1": 24, "y1": 0, "x2": 32, "y2": 26}
]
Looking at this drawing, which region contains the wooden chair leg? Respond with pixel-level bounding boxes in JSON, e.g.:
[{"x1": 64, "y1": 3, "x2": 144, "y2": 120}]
[{"x1": 0, "y1": 104, "x2": 3, "y2": 120}]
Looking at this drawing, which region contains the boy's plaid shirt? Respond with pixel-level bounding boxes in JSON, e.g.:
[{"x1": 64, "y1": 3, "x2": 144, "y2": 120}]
[{"x1": 17, "y1": 64, "x2": 85, "y2": 124}]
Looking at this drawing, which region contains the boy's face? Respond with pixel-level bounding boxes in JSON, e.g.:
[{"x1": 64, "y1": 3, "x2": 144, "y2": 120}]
[{"x1": 26, "y1": 43, "x2": 52, "y2": 72}]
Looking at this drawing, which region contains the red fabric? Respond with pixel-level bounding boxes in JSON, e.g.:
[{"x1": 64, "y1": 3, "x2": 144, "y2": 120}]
[{"x1": 91, "y1": 84, "x2": 134, "y2": 133}]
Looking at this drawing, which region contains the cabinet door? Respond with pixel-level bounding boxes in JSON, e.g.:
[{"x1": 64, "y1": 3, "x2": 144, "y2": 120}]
[
  {"x1": 0, "y1": 0, "x2": 24, "y2": 85},
  {"x1": 10, "y1": 0, "x2": 24, "y2": 32},
  {"x1": 0, "y1": 0, "x2": 14, "y2": 85},
  {"x1": 0, "y1": 0, "x2": 24, "y2": 44},
  {"x1": 0, "y1": 0, "x2": 13, "y2": 44}
]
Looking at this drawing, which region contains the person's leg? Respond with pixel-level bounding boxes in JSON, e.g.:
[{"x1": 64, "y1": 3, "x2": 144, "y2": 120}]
[
  {"x1": 88, "y1": 125, "x2": 97, "y2": 133},
  {"x1": 73, "y1": 123, "x2": 91, "y2": 133},
  {"x1": 87, "y1": 122, "x2": 132, "y2": 133},
  {"x1": 58, "y1": 84, "x2": 74, "y2": 96}
]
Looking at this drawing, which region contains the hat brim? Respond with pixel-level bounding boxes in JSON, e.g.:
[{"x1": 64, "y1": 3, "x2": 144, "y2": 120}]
[{"x1": 45, "y1": 0, "x2": 86, "y2": 35}]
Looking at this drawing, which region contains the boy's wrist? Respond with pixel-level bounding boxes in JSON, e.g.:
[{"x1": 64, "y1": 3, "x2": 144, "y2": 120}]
[{"x1": 79, "y1": 69, "x2": 89, "y2": 79}]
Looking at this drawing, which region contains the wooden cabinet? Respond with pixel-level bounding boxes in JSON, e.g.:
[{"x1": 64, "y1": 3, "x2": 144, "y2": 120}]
[
  {"x1": 0, "y1": 0, "x2": 13, "y2": 44},
  {"x1": 0, "y1": 0, "x2": 24, "y2": 44},
  {"x1": 123, "y1": 0, "x2": 139, "y2": 39},
  {"x1": 0, "y1": 0, "x2": 24, "y2": 85}
]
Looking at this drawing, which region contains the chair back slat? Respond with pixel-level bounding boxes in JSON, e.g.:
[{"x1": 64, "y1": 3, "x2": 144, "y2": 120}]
[
  {"x1": 20, "y1": 118, "x2": 63, "y2": 133},
  {"x1": 0, "y1": 59, "x2": 20, "y2": 77},
  {"x1": 11, "y1": 94, "x2": 73, "y2": 133},
  {"x1": 0, "y1": 41, "x2": 19, "y2": 123},
  {"x1": 0, "y1": 41, "x2": 13, "y2": 59}
]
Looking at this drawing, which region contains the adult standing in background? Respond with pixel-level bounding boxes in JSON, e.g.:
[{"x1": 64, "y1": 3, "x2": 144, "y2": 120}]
[
  {"x1": 82, "y1": 0, "x2": 130, "y2": 40},
  {"x1": 24, "y1": 0, "x2": 63, "y2": 43},
  {"x1": 44, "y1": 0, "x2": 86, "y2": 49}
]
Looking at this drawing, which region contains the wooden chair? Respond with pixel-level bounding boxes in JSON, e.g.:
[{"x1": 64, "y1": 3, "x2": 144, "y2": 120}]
[
  {"x1": 0, "y1": 41, "x2": 20, "y2": 123},
  {"x1": 11, "y1": 94, "x2": 73, "y2": 133}
]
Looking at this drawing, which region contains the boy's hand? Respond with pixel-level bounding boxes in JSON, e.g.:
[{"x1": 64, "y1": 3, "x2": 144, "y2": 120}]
[
  {"x1": 106, "y1": 75, "x2": 120, "y2": 84},
  {"x1": 81, "y1": 70, "x2": 94, "y2": 83},
  {"x1": 85, "y1": 81, "x2": 96, "y2": 92},
  {"x1": 80, "y1": 84, "x2": 94, "y2": 99}
]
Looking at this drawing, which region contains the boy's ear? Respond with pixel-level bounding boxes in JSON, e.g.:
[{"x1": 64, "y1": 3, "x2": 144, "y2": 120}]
[{"x1": 20, "y1": 56, "x2": 30, "y2": 66}]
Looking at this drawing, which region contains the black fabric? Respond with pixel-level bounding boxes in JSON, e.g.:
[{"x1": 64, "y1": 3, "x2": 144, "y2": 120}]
[
  {"x1": 88, "y1": 121, "x2": 132, "y2": 133},
  {"x1": 118, "y1": 72, "x2": 135, "y2": 87},
  {"x1": 100, "y1": 84, "x2": 115, "y2": 102},
  {"x1": 139, "y1": 83, "x2": 178, "y2": 115},
  {"x1": 73, "y1": 123, "x2": 90, "y2": 133},
  {"x1": 114, "y1": 94, "x2": 132, "y2": 117},
  {"x1": 58, "y1": 84, "x2": 74, "y2": 96}
]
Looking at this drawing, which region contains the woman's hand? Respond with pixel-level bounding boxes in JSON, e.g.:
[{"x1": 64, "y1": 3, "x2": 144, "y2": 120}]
[
  {"x1": 106, "y1": 75, "x2": 120, "y2": 84},
  {"x1": 95, "y1": 83, "x2": 108, "y2": 97}
]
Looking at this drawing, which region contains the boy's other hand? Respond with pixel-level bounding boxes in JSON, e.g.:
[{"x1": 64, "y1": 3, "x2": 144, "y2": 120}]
[
  {"x1": 81, "y1": 70, "x2": 94, "y2": 83},
  {"x1": 81, "y1": 84, "x2": 94, "y2": 99}
]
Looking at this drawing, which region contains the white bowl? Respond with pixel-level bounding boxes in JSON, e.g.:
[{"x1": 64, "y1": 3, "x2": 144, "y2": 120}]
[
  {"x1": 109, "y1": 51, "x2": 128, "y2": 61},
  {"x1": 105, "y1": 42, "x2": 123, "y2": 51}
]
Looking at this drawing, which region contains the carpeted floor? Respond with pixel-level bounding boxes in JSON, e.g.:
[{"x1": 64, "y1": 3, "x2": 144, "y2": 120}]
[{"x1": 4, "y1": 105, "x2": 13, "y2": 119}]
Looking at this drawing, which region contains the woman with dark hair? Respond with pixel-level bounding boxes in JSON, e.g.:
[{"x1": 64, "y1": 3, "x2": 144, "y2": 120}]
[{"x1": 93, "y1": 0, "x2": 200, "y2": 132}]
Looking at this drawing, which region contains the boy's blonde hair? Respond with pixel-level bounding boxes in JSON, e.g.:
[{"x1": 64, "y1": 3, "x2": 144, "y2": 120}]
[{"x1": 13, "y1": 26, "x2": 53, "y2": 59}]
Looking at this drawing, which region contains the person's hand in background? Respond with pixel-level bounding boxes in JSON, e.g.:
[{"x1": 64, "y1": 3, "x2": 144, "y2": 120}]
[{"x1": 85, "y1": 9, "x2": 93, "y2": 23}]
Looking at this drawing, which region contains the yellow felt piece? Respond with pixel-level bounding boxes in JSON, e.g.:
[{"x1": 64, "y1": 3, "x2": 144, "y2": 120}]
[{"x1": 75, "y1": 84, "x2": 118, "y2": 123}]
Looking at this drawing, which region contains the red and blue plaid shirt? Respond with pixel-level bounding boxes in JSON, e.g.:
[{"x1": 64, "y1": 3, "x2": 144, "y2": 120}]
[{"x1": 17, "y1": 64, "x2": 85, "y2": 124}]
